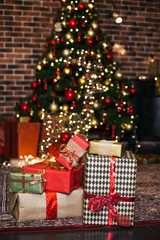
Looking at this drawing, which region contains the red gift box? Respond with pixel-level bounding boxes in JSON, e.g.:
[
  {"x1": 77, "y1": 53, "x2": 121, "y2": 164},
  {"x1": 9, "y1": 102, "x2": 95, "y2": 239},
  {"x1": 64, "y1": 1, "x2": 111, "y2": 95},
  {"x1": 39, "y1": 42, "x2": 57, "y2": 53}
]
[
  {"x1": 24, "y1": 161, "x2": 84, "y2": 194},
  {"x1": 57, "y1": 134, "x2": 89, "y2": 170}
]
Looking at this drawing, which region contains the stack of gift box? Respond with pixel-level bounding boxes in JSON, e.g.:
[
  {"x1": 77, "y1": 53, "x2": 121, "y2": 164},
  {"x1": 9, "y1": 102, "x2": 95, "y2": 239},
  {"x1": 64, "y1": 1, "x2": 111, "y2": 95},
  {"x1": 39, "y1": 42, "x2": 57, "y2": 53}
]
[{"x1": 10, "y1": 134, "x2": 137, "y2": 227}]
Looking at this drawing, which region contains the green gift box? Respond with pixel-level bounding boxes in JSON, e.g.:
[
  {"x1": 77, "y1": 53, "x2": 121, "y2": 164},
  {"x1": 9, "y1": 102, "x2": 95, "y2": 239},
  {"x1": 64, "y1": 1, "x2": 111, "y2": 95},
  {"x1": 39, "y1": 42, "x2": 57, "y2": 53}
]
[{"x1": 10, "y1": 172, "x2": 46, "y2": 194}]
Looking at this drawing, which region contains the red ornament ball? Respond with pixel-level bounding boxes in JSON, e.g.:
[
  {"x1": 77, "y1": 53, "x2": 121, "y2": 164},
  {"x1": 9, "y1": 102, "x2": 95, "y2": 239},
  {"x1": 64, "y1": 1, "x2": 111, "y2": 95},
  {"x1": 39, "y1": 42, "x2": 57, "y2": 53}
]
[
  {"x1": 77, "y1": 37, "x2": 82, "y2": 43},
  {"x1": 20, "y1": 103, "x2": 30, "y2": 112},
  {"x1": 56, "y1": 70, "x2": 60, "y2": 75},
  {"x1": 61, "y1": 132, "x2": 71, "y2": 143},
  {"x1": 31, "y1": 81, "x2": 37, "y2": 90},
  {"x1": 129, "y1": 87, "x2": 137, "y2": 94},
  {"x1": 106, "y1": 126, "x2": 110, "y2": 131},
  {"x1": 87, "y1": 39, "x2": 93, "y2": 44},
  {"x1": 111, "y1": 134, "x2": 115, "y2": 139},
  {"x1": 105, "y1": 97, "x2": 112, "y2": 105},
  {"x1": 67, "y1": 19, "x2": 78, "y2": 29},
  {"x1": 119, "y1": 102, "x2": 125, "y2": 108},
  {"x1": 117, "y1": 107, "x2": 121, "y2": 113},
  {"x1": 78, "y1": 3, "x2": 85, "y2": 10},
  {"x1": 65, "y1": 90, "x2": 75, "y2": 101},
  {"x1": 31, "y1": 96, "x2": 37, "y2": 103},
  {"x1": 51, "y1": 40, "x2": 56, "y2": 44},
  {"x1": 70, "y1": 102, "x2": 77, "y2": 109},
  {"x1": 17, "y1": 102, "x2": 21, "y2": 107},
  {"x1": 38, "y1": 79, "x2": 41, "y2": 85},
  {"x1": 129, "y1": 107, "x2": 134, "y2": 114},
  {"x1": 106, "y1": 52, "x2": 113, "y2": 62}
]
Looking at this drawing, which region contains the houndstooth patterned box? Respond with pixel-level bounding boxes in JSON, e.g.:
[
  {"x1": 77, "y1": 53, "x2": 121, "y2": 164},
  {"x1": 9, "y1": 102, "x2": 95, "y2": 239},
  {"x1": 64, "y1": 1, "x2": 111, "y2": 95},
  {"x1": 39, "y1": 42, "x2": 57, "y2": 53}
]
[{"x1": 83, "y1": 151, "x2": 137, "y2": 226}]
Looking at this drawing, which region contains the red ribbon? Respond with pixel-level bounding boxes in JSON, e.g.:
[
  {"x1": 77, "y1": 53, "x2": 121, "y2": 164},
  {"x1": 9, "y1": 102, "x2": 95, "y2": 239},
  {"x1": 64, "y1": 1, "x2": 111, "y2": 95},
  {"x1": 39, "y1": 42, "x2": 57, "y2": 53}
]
[
  {"x1": 84, "y1": 192, "x2": 134, "y2": 227},
  {"x1": 59, "y1": 144, "x2": 79, "y2": 164},
  {"x1": 46, "y1": 191, "x2": 57, "y2": 219},
  {"x1": 85, "y1": 157, "x2": 135, "y2": 227}
]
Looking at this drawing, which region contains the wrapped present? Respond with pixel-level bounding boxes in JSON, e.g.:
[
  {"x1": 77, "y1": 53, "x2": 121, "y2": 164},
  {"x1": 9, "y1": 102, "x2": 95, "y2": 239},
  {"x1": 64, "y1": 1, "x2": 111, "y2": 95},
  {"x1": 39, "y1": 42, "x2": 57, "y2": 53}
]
[
  {"x1": 57, "y1": 134, "x2": 89, "y2": 170},
  {"x1": 10, "y1": 172, "x2": 46, "y2": 194},
  {"x1": 10, "y1": 187, "x2": 83, "y2": 221},
  {"x1": 24, "y1": 160, "x2": 84, "y2": 193},
  {"x1": 89, "y1": 140, "x2": 126, "y2": 157},
  {"x1": 83, "y1": 151, "x2": 137, "y2": 227}
]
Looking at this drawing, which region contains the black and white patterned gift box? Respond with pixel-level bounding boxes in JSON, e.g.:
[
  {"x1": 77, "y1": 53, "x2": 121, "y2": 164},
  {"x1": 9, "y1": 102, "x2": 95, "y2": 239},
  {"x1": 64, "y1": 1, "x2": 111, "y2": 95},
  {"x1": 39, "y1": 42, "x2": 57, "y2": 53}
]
[{"x1": 83, "y1": 151, "x2": 137, "y2": 227}]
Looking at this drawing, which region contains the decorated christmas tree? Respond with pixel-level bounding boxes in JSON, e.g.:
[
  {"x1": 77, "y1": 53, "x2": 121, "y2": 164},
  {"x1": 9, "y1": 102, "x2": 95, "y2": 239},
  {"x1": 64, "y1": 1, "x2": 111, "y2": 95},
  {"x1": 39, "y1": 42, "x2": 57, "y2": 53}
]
[{"x1": 15, "y1": 0, "x2": 137, "y2": 144}]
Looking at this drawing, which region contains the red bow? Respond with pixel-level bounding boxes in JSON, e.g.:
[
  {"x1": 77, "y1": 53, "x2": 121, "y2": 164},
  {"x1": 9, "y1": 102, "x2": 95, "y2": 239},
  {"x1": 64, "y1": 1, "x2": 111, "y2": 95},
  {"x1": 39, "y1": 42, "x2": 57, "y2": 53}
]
[
  {"x1": 87, "y1": 193, "x2": 131, "y2": 227},
  {"x1": 59, "y1": 144, "x2": 79, "y2": 164}
]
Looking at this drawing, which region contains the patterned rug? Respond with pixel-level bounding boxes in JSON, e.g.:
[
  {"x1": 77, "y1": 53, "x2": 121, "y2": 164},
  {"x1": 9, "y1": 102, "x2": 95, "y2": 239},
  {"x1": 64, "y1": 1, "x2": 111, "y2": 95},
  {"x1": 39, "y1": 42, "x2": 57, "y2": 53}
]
[{"x1": 0, "y1": 164, "x2": 160, "y2": 233}]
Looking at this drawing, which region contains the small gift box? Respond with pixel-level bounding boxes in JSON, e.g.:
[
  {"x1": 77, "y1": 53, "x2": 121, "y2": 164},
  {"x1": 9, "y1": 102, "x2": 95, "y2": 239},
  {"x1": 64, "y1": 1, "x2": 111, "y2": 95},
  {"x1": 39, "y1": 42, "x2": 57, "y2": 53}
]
[
  {"x1": 89, "y1": 140, "x2": 126, "y2": 157},
  {"x1": 10, "y1": 187, "x2": 83, "y2": 221},
  {"x1": 83, "y1": 151, "x2": 137, "y2": 227},
  {"x1": 24, "y1": 160, "x2": 84, "y2": 194},
  {"x1": 57, "y1": 134, "x2": 89, "y2": 170},
  {"x1": 10, "y1": 172, "x2": 46, "y2": 194}
]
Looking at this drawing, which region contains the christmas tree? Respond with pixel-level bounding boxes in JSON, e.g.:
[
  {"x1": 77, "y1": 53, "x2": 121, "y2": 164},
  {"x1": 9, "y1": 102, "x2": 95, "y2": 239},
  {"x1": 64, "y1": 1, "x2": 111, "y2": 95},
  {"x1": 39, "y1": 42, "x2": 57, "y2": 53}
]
[{"x1": 15, "y1": 0, "x2": 137, "y2": 143}]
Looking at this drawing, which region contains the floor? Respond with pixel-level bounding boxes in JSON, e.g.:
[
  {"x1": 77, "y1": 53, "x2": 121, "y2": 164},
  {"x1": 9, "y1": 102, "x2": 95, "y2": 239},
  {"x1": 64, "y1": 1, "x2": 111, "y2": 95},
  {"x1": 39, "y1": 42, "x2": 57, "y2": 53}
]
[
  {"x1": 0, "y1": 225, "x2": 160, "y2": 240},
  {"x1": 1, "y1": 142, "x2": 160, "y2": 239}
]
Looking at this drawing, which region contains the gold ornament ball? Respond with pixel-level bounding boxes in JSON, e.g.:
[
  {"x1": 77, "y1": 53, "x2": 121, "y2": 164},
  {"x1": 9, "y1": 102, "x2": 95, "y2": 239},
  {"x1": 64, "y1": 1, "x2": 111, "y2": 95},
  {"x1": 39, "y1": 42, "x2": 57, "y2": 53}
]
[
  {"x1": 91, "y1": 21, "x2": 98, "y2": 30},
  {"x1": 102, "y1": 42, "x2": 108, "y2": 50},
  {"x1": 62, "y1": 104, "x2": 69, "y2": 112},
  {"x1": 36, "y1": 63, "x2": 42, "y2": 71},
  {"x1": 93, "y1": 100, "x2": 100, "y2": 109},
  {"x1": 65, "y1": 32, "x2": 72, "y2": 40},
  {"x1": 66, "y1": 5, "x2": 72, "y2": 13},
  {"x1": 78, "y1": 77, "x2": 86, "y2": 85},
  {"x1": 47, "y1": 52, "x2": 54, "y2": 60},
  {"x1": 96, "y1": 53, "x2": 102, "y2": 59},
  {"x1": 62, "y1": 21, "x2": 67, "y2": 27},
  {"x1": 69, "y1": 38, "x2": 74, "y2": 43},
  {"x1": 92, "y1": 118, "x2": 98, "y2": 126},
  {"x1": 104, "y1": 79, "x2": 110, "y2": 85},
  {"x1": 87, "y1": 29, "x2": 95, "y2": 38},
  {"x1": 42, "y1": 58, "x2": 47, "y2": 65},
  {"x1": 50, "y1": 102, "x2": 58, "y2": 113},
  {"x1": 125, "y1": 123, "x2": 133, "y2": 131},
  {"x1": 88, "y1": 3, "x2": 94, "y2": 10},
  {"x1": 115, "y1": 71, "x2": 123, "y2": 80},
  {"x1": 63, "y1": 67, "x2": 72, "y2": 76},
  {"x1": 62, "y1": 48, "x2": 70, "y2": 57},
  {"x1": 91, "y1": 51, "x2": 95, "y2": 56},
  {"x1": 76, "y1": 93, "x2": 81, "y2": 100}
]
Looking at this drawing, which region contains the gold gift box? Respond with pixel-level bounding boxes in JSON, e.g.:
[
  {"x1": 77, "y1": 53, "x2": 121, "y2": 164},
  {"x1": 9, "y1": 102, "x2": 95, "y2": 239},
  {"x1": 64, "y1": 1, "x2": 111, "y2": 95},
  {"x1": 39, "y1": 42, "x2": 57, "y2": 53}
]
[{"x1": 89, "y1": 140, "x2": 126, "y2": 157}]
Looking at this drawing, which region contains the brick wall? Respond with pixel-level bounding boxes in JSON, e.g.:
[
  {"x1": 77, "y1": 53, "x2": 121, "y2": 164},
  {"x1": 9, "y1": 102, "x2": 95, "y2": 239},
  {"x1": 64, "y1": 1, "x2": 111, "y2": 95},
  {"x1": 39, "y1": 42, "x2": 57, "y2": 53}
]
[{"x1": 0, "y1": 0, "x2": 160, "y2": 118}]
